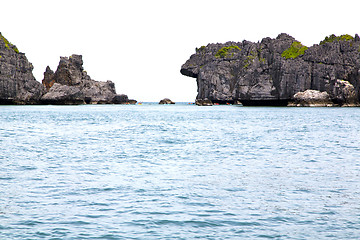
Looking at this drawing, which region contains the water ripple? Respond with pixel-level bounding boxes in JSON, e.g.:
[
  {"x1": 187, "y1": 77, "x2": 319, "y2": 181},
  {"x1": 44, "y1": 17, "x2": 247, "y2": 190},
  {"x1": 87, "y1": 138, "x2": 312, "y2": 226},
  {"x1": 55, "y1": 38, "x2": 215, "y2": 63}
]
[{"x1": 1, "y1": 105, "x2": 360, "y2": 239}]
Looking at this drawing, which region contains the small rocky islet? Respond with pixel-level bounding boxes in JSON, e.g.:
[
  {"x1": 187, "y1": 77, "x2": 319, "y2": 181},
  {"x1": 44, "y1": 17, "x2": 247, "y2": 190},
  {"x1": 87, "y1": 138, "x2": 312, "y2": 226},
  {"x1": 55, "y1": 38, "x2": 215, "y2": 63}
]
[
  {"x1": 181, "y1": 33, "x2": 360, "y2": 106},
  {"x1": 0, "y1": 32, "x2": 135, "y2": 105},
  {"x1": 159, "y1": 98, "x2": 175, "y2": 104}
]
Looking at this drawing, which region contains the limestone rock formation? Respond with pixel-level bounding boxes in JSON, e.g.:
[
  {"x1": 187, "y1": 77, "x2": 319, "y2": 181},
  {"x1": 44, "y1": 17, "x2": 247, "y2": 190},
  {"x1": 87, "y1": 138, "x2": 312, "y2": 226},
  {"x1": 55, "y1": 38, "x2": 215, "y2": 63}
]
[
  {"x1": 0, "y1": 32, "x2": 45, "y2": 104},
  {"x1": 41, "y1": 54, "x2": 135, "y2": 104},
  {"x1": 0, "y1": 33, "x2": 135, "y2": 105},
  {"x1": 181, "y1": 33, "x2": 360, "y2": 106},
  {"x1": 112, "y1": 94, "x2": 137, "y2": 104},
  {"x1": 42, "y1": 66, "x2": 55, "y2": 91},
  {"x1": 159, "y1": 98, "x2": 175, "y2": 104},
  {"x1": 332, "y1": 79, "x2": 359, "y2": 106}
]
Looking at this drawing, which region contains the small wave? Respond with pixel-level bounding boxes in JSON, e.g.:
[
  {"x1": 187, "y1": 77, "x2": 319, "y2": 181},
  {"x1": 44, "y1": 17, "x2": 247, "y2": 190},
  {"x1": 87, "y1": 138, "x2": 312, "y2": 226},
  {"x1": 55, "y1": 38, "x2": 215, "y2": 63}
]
[
  {"x1": 80, "y1": 214, "x2": 106, "y2": 219},
  {"x1": 185, "y1": 202, "x2": 216, "y2": 207},
  {"x1": 15, "y1": 220, "x2": 43, "y2": 226},
  {"x1": 95, "y1": 234, "x2": 122, "y2": 239},
  {"x1": 224, "y1": 187, "x2": 246, "y2": 192},
  {"x1": 35, "y1": 231, "x2": 51, "y2": 237},
  {"x1": 59, "y1": 220, "x2": 91, "y2": 226},
  {"x1": 257, "y1": 234, "x2": 284, "y2": 239},
  {"x1": 19, "y1": 166, "x2": 37, "y2": 171},
  {"x1": 152, "y1": 219, "x2": 223, "y2": 227},
  {"x1": 260, "y1": 216, "x2": 296, "y2": 224},
  {"x1": 0, "y1": 177, "x2": 14, "y2": 180}
]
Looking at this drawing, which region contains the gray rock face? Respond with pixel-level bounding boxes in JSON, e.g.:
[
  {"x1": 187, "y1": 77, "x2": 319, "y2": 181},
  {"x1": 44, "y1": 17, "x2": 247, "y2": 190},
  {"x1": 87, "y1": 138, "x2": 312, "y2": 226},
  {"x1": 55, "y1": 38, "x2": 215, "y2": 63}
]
[
  {"x1": 181, "y1": 33, "x2": 360, "y2": 106},
  {"x1": 332, "y1": 79, "x2": 359, "y2": 106},
  {"x1": 41, "y1": 54, "x2": 134, "y2": 104},
  {"x1": 42, "y1": 66, "x2": 55, "y2": 91},
  {"x1": 0, "y1": 32, "x2": 45, "y2": 104},
  {"x1": 41, "y1": 83, "x2": 85, "y2": 105}
]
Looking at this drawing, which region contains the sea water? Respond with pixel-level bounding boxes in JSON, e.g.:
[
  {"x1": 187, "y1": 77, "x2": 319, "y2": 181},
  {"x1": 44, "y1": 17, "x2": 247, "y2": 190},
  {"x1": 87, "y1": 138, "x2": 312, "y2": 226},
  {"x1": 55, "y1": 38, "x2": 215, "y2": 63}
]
[{"x1": 0, "y1": 104, "x2": 359, "y2": 239}]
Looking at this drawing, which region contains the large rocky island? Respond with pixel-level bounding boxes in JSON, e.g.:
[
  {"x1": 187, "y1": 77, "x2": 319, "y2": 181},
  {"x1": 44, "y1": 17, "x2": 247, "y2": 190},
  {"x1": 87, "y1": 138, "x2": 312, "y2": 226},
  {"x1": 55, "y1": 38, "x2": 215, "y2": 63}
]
[
  {"x1": 0, "y1": 32, "x2": 135, "y2": 105},
  {"x1": 181, "y1": 33, "x2": 360, "y2": 106}
]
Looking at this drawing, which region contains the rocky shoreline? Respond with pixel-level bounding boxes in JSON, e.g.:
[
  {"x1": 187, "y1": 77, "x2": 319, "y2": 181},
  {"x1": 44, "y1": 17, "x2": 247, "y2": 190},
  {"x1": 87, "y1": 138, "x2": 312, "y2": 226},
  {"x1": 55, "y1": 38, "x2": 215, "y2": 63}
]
[
  {"x1": 181, "y1": 33, "x2": 360, "y2": 106},
  {"x1": 0, "y1": 33, "x2": 136, "y2": 105}
]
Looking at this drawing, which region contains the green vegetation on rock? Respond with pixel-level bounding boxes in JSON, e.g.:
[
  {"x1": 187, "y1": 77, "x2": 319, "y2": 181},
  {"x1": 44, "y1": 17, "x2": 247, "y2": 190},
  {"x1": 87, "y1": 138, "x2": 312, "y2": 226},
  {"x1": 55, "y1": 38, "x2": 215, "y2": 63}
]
[
  {"x1": 243, "y1": 51, "x2": 256, "y2": 68},
  {"x1": 243, "y1": 50, "x2": 266, "y2": 68},
  {"x1": 320, "y1": 34, "x2": 354, "y2": 45},
  {"x1": 12, "y1": 46, "x2": 19, "y2": 53},
  {"x1": 196, "y1": 46, "x2": 206, "y2": 52},
  {"x1": 281, "y1": 41, "x2": 308, "y2": 59},
  {"x1": 215, "y1": 45, "x2": 241, "y2": 58},
  {"x1": 0, "y1": 33, "x2": 20, "y2": 53}
]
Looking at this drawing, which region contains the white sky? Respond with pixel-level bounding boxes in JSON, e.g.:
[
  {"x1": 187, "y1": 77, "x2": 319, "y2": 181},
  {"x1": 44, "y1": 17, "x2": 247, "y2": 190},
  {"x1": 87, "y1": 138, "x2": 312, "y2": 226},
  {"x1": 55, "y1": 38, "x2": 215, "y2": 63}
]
[{"x1": 1, "y1": 0, "x2": 359, "y2": 102}]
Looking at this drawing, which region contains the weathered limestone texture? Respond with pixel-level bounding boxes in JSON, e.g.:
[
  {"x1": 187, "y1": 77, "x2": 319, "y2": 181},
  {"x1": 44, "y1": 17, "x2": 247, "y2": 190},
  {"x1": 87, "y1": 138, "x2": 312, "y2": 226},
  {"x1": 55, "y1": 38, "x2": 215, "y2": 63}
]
[
  {"x1": 181, "y1": 33, "x2": 360, "y2": 106},
  {"x1": 0, "y1": 32, "x2": 136, "y2": 105},
  {"x1": 41, "y1": 54, "x2": 133, "y2": 104},
  {"x1": 0, "y1": 32, "x2": 45, "y2": 104}
]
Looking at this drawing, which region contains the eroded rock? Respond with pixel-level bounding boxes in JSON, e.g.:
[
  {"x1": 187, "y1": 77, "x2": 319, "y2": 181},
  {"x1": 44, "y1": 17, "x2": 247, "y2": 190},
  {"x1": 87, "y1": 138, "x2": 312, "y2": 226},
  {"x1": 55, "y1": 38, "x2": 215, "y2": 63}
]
[
  {"x1": 289, "y1": 90, "x2": 334, "y2": 107},
  {"x1": 0, "y1": 33, "x2": 135, "y2": 105},
  {"x1": 332, "y1": 80, "x2": 360, "y2": 106},
  {"x1": 42, "y1": 54, "x2": 134, "y2": 104},
  {"x1": 181, "y1": 33, "x2": 360, "y2": 106},
  {"x1": 41, "y1": 83, "x2": 84, "y2": 104}
]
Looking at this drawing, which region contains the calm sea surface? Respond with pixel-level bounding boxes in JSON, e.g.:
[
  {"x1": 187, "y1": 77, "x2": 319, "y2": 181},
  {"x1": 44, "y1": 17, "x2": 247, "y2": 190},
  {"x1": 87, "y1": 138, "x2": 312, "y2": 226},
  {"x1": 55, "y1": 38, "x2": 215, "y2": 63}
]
[{"x1": 0, "y1": 104, "x2": 360, "y2": 239}]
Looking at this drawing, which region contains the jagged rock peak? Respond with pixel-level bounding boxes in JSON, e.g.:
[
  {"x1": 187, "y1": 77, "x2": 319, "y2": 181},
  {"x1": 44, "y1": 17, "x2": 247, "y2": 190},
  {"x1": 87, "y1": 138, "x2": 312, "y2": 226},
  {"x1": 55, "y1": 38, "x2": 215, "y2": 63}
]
[
  {"x1": 43, "y1": 66, "x2": 55, "y2": 91},
  {"x1": 41, "y1": 54, "x2": 136, "y2": 104},
  {"x1": 276, "y1": 33, "x2": 296, "y2": 41}
]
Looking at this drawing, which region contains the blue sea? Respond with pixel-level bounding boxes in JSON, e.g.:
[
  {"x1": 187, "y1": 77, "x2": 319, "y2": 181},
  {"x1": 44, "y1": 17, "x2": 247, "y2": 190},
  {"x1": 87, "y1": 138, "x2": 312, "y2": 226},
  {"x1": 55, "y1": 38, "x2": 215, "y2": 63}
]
[{"x1": 1, "y1": 104, "x2": 360, "y2": 239}]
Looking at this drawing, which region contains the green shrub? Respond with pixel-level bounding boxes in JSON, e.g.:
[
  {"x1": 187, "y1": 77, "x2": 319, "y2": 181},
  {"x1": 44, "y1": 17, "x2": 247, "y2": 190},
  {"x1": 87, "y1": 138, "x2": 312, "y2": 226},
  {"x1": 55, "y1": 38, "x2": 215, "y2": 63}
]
[
  {"x1": 243, "y1": 52, "x2": 256, "y2": 68},
  {"x1": 281, "y1": 41, "x2": 308, "y2": 59},
  {"x1": 196, "y1": 45, "x2": 206, "y2": 52},
  {"x1": 320, "y1": 34, "x2": 354, "y2": 45},
  {"x1": 215, "y1": 45, "x2": 241, "y2": 58},
  {"x1": 243, "y1": 50, "x2": 266, "y2": 68}
]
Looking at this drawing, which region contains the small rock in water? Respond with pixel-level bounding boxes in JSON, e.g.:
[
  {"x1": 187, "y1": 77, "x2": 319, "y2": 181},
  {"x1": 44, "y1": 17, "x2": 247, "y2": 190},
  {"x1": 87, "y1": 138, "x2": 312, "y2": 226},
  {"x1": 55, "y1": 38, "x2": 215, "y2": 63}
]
[
  {"x1": 290, "y1": 90, "x2": 334, "y2": 107},
  {"x1": 159, "y1": 98, "x2": 175, "y2": 104}
]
